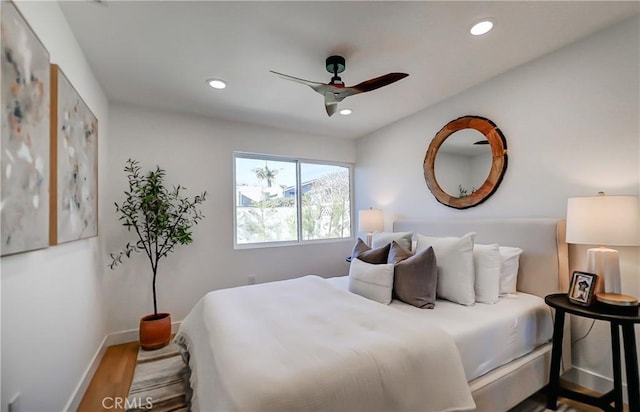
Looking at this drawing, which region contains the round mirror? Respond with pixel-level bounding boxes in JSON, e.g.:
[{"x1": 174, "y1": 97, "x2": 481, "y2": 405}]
[{"x1": 424, "y1": 116, "x2": 507, "y2": 209}]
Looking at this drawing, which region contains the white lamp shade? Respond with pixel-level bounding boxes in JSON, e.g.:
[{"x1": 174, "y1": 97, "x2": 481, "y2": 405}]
[
  {"x1": 358, "y1": 209, "x2": 384, "y2": 233},
  {"x1": 566, "y1": 195, "x2": 639, "y2": 246}
]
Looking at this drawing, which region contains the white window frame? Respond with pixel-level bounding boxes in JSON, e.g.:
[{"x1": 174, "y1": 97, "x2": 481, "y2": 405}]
[{"x1": 233, "y1": 152, "x2": 354, "y2": 249}]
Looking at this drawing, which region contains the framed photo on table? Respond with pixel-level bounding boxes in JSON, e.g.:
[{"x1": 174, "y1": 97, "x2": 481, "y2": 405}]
[{"x1": 568, "y1": 271, "x2": 598, "y2": 306}]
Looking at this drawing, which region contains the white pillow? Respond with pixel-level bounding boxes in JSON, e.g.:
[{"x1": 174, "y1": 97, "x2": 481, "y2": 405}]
[
  {"x1": 473, "y1": 244, "x2": 501, "y2": 304},
  {"x1": 372, "y1": 231, "x2": 413, "y2": 251},
  {"x1": 416, "y1": 232, "x2": 476, "y2": 306},
  {"x1": 499, "y1": 246, "x2": 524, "y2": 295},
  {"x1": 348, "y1": 258, "x2": 394, "y2": 304}
]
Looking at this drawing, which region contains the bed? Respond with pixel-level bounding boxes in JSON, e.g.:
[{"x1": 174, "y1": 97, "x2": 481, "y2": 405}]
[{"x1": 176, "y1": 218, "x2": 570, "y2": 412}]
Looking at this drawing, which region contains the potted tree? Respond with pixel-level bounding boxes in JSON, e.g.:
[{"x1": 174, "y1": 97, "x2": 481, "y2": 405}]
[{"x1": 109, "y1": 159, "x2": 207, "y2": 350}]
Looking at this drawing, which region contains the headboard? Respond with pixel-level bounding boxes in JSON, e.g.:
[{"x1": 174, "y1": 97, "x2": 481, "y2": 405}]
[{"x1": 393, "y1": 218, "x2": 570, "y2": 299}]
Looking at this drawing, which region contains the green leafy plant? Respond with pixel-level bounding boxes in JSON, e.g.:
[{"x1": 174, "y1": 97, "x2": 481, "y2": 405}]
[
  {"x1": 458, "y1": 184, "x2": 477, "y2": 197},
  {"x1": 109, "y1": 159, "x2": 207, "y2": 317}
]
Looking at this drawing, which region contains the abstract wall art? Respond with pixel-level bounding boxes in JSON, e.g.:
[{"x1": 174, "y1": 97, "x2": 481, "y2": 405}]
[
  {"x1": 50, "y1": 64, "x2": 98, "y2": 245},
  {"x1": 1, "y1": 1, "x2": 51, "y2": 256}
]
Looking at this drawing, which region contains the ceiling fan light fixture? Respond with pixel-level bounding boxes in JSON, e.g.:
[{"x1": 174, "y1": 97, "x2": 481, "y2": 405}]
[
  {"x1": 339, "y1": 108, "x2": 352, "y2": 116},
  {"x1": 207, "y1": 78, "x2": 227, "y2": 89},
  {"x1": 470, "y1": 20, "x2": 494, "y2": 36},
  {"x1": 270, "y1": 55, "x2": 408, "y2": 117}
]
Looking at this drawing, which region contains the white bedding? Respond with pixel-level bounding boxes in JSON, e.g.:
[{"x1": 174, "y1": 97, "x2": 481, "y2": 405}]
[
  {"x1": 328, "y1": 276, "x2": 554, "y2": 381},
  {"x1": 176, "y1": 275, "x2": 475, "y2": 412}
]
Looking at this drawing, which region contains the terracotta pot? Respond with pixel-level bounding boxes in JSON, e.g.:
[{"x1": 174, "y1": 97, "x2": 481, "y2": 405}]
[{"x1": 139, "y1": 313, "x2": 171, "y2": 350}]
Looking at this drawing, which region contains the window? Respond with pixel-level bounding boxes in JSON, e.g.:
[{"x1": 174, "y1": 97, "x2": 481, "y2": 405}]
[{"x1": 234, "y1": 153, "x2": 352, "y2": 247}]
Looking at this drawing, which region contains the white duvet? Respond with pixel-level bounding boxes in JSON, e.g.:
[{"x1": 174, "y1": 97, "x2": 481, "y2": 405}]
[
  {"x1": 177, "y1": 275, "x2": 475, "y2": 412},
  {"x1": 327, "y1": 275, "x2": 554, "y2": 382}
]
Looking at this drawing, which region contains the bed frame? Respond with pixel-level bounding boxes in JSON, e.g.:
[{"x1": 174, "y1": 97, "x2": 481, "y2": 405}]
[{"x1": 393, "y1": 218, "x2": 570, "y2": 411}]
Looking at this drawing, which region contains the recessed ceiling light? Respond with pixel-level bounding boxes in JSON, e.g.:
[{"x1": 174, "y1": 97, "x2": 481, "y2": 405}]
[
  {"x1": 207, "y1": 78, "x2": 227, "y2": 89},
  {"x1": 470, "y1": 20, "x2": 493, "y2": 36},
  {"x1": 339, "y1": 108, "x2": 352, "y2": 116}
]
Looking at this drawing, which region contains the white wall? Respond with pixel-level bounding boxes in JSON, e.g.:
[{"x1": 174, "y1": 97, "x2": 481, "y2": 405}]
[
  {"x1": 355, "y1": 16, "x2": 639, "y2": 391},
  {"x1": 1, "y1": 2, "x2": 109, "y2": 412},
  {"x1": 104, "y1": 104, "x2": 356, "y2": 333}
]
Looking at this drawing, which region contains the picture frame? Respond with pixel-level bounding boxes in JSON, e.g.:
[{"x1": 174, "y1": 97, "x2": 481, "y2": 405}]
[
  {"x1": 49, "y1": 64, "x2": 99, "y2": 245},
  {"x1": 568, "y1": 271, "x2": 599, "y2": 306},
  {"x1": 1, "y1": 0, "x2": 51, "y2": 256}
]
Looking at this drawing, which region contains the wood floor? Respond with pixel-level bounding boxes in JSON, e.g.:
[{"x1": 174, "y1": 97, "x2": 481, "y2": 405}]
[
  {"x1": 78, "y1": 341, "x2": 140, "y2": 412},
  {"x1": 79, "y1": 341, "x2": 625, "y2": 412}
]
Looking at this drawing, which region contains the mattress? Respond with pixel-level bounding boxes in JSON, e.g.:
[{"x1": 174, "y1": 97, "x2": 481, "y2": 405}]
[{"x1": 327, "y1": 275, "x2": 554, "y2": 381}]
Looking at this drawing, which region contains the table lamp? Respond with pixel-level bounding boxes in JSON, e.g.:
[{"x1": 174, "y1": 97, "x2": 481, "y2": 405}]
[
  {"x1": 565, "y1": 193, "x2": 639, "y2": 306},
  {"x1": 358, "y1": 208, "x2": 384, "y2": 246}
]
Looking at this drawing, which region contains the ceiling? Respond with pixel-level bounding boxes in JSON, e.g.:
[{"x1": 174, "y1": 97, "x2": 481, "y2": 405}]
[{"x1": 59, "y1": 1, "x2": 639, "y2": 139}]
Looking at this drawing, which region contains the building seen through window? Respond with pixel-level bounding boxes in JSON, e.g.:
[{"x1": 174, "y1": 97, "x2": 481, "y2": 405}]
[{"x1": 234, "y1": 154, "x2": 352, "y2": 246}]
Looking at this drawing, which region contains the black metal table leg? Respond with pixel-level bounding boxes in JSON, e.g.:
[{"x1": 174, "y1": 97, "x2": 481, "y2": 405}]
[
  {"x1": 610, "y1": 322, "x2": 623, "y2": 411},
  {"x1": 621, "y1": 323, "x2": 639, "y2": 412},
  {"x1": 547, "y1": 308, "x2": 566, "y2": 410}
]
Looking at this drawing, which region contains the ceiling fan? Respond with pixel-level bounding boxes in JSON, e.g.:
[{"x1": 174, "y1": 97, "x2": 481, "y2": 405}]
[{"x1": 270, "y1": 55, "x2": 409, "y2": 117}]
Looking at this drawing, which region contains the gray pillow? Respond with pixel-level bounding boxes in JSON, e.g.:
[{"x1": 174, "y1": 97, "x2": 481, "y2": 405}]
[
  {"x1": 351, "y1": 238, "x2": 391, "y2": 264},
  {"x1": 372, "y1": 231, "x2": 413, "y2": 251},
  {"x1": 388, "y1": 241, "x2": 438, "y2": 309}
]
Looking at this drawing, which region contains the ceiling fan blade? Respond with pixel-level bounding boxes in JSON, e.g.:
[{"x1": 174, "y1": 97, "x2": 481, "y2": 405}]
[
  {"x1": 325, "y1": 102, "x2": 338, "y2": 117},
  {"x1": 324, "y1": 93, "x2": 338, "y2": 117},
  {"x1": 352, "y1": 73, "x2": 409, "y2": 93},
  {"x1": 270, "y1": 70, "x2": 324, "y2": 87}
]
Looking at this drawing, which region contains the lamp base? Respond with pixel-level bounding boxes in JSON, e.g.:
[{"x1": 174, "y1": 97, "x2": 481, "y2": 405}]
[
  {"x1": 596, "y1": 292, "x2": 639, "y2": 307},
  {"x1": 586, "y1": 247, "x2": 621, "y2": 294}
]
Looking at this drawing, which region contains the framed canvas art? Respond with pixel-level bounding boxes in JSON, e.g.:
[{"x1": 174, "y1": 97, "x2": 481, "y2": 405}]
[
  {"x1": 50, "y1": 64, "x2": 98, "y2": 245},
  {"x1": 1, "y1": 1, "x2": 51, "y2": 256}
]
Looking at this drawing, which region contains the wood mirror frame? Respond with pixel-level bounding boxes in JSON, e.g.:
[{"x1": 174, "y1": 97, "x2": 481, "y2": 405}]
[{"x1": 423, "y1": 116, "x2": 508, "y2": 209}]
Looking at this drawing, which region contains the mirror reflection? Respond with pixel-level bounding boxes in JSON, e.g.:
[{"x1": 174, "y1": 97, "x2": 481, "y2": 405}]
[{"x1": 434, "y1": 129, "x2": 491, "y2": 197}]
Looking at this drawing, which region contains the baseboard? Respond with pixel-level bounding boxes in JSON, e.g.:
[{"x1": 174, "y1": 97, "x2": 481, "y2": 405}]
[
  {"x1": 63, "y1": 321, "x2": 182, "y2": 411},
  {"x1": 563, "y1": 366, "x2": 628, "y2": 404},
  {"x1": 63, "y1": 334, "x2": 109, "y2": 412}
]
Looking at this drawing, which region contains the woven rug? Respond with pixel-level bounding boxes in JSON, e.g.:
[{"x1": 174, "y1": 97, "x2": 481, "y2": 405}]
[
  {"x1": 126, "y1": 343, "x2": 587, "y2": 412},
  {"x1": 126, "y1": 342, "x2": 191, "y2": 412},
  {"x1": 508, "y1": 391, "x2": 584, "y2": 412}
]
